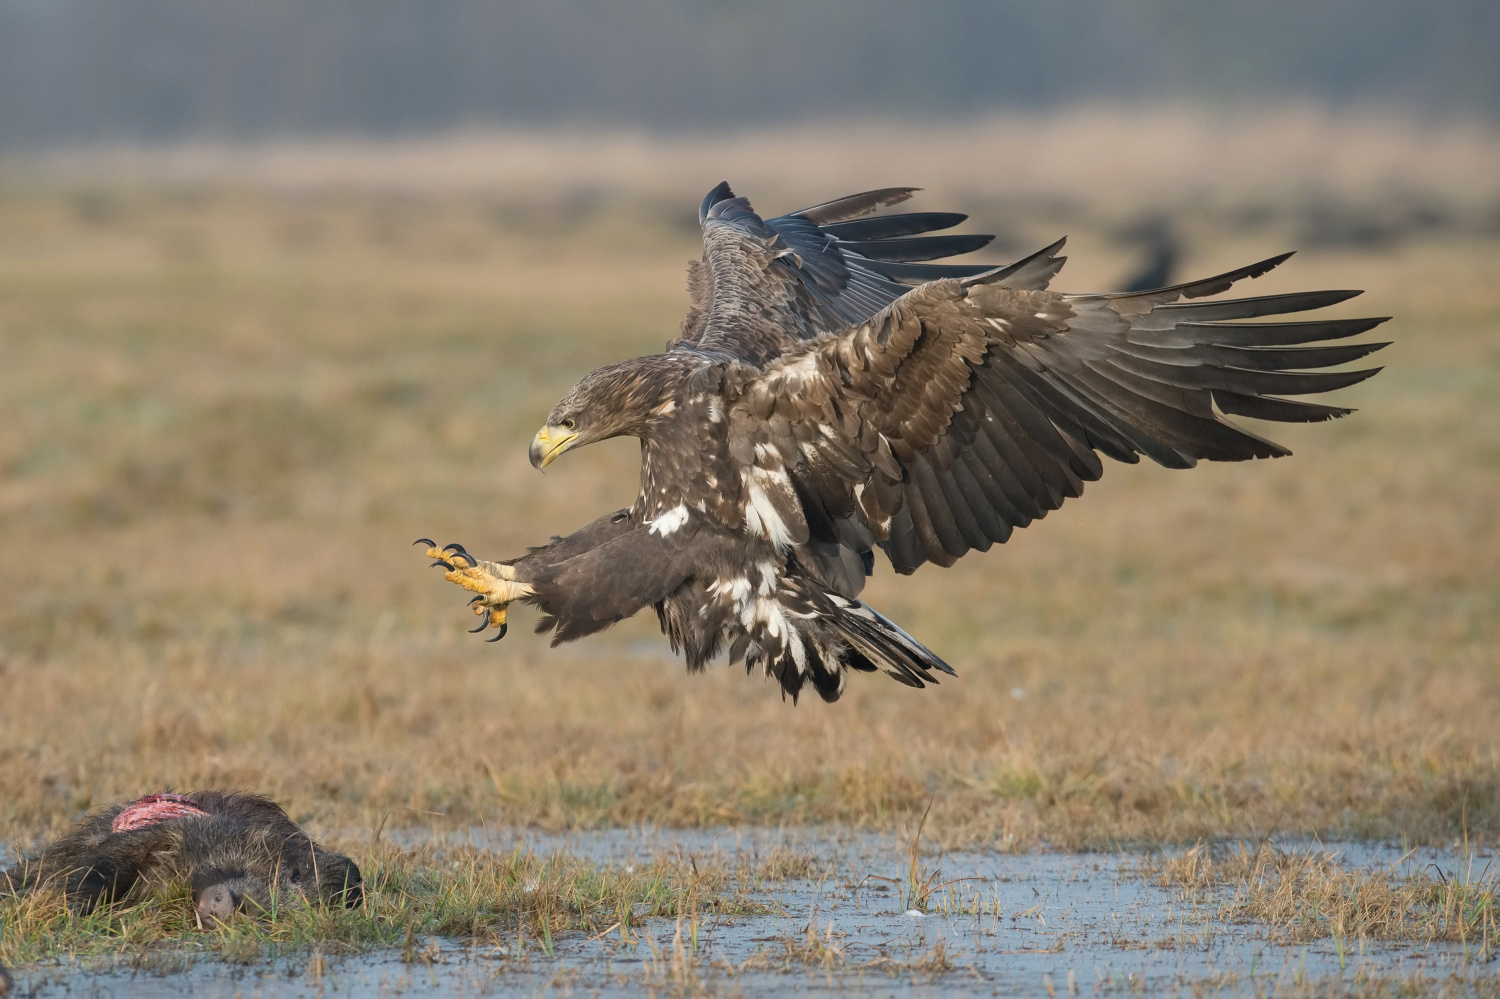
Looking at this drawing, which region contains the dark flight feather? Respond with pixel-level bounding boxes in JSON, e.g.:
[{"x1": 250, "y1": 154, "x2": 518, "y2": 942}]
[
  {"x1": 794, "y1": 187, "x2": 919, "y2": 225},
  {"x1": 820, "y1": 212, "x2": 970, "y2": 241},
  {"x1": 835, "y1": 234, "x2": 995, "y2": 262}
]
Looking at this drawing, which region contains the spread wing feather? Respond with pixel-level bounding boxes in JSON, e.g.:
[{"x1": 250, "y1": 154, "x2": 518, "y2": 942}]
[
  {"x1": 676, "y1": 183, "x2": 1058, "y2": 364},
  {"x1": 819, "y1": 212, "x2": 969, "y2": 241},
  {"x1": 729, "y1": 253, "x2": 1389, "y2": 577}
]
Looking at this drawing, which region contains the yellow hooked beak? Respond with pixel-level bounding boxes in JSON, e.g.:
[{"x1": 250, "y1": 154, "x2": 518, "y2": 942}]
[{"x1": 529, "y1": 424, "x2": 579, "y2": 469}]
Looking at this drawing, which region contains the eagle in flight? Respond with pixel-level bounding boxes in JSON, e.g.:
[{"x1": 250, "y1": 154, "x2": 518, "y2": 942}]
[{"x1": 419, "y1": 184, "x2": 1388, "y2": 702}]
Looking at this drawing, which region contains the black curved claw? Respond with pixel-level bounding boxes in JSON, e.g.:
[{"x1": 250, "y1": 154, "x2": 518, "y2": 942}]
[
  {"x1": 430, "y1": 560, "x2": 455, "y2": 570},
  {"x1": 485, "y1": 622, "x2": 508, "y2": 642},
  {"x1": 413, "y1": 538, "x2": 436, "y2": 548},
  {"x1": 442, "y1": 543, "x2": 468, "y2": 555},
  {"x1": 468, "y1": 595, "x2": 485, "y2": 605},
  {"x1": 454, "y1": 552, "x2": 478, "y2": 567},
  {"x1": 468, "y1": 618, "x2": 490, "y2": 633}
]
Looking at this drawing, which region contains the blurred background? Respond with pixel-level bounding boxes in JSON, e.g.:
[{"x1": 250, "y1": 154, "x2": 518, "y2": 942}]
[
  {"x1": 2, "y1": 0, "x2": 1499, "y2": 143},
  {"x1": 0, "y1": 2, "x2": 1497, "y2": 848}
]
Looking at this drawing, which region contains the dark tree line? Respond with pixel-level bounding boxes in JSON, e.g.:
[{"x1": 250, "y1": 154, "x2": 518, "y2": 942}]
[{"x1": 0, "y1": 0, "x2": 1494, "y2": 149}]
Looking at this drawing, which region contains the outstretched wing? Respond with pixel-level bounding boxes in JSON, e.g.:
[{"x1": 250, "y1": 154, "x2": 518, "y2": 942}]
[
  {"x1": 726, "y1": 252, "x2": 1390, "y2": 583},
  {"x1": 675, "y1": 183, "x2": 1062, "y2": 366}
]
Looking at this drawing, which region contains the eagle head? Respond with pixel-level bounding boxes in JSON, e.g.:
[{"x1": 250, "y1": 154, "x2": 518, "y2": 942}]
[{"x1": 530, "y1": 357, "x2": 686, "y2": 469}]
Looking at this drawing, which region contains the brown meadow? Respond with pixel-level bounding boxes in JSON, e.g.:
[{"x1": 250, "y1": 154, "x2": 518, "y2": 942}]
[
  {"x1": 1, "y1": 119, "x2": 1498, "y2": 873},
  {"x1": 1142, "y1": 842, "x2": 1498, "y2": 954}
]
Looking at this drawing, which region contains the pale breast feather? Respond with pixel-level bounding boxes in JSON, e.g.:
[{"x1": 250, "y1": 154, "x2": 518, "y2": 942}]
[{"x1": 648, "y1": 504, "x2": 691, "y2": 536}]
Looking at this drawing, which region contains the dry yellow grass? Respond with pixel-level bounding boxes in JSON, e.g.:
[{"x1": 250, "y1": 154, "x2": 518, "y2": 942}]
[
  {"x1": 23, "y1": 107, "x2": 1500, "y2": 209},
  {"x1": 1143, "y1": 842, "x2": 1498, "y2": 953},
  {"x1": 0, "y1": 121, "x2": 1497, "y2": 857},
  {"x1": 0, "y1": 838, "x2": 775, "y2": 968}
]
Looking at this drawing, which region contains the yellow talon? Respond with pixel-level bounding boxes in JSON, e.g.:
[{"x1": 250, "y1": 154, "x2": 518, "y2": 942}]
[
  {"x1": 419, "y1": 542, "x2": 533, "y2": 619},
  {"x1": 470, "y1": 600, "x2": 508, "y2": 628}
]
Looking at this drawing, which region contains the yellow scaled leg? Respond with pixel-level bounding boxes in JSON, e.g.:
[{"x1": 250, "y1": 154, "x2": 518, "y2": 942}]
[{"x1": 414, "y1": 540, "x2": 534, "y2": 641}]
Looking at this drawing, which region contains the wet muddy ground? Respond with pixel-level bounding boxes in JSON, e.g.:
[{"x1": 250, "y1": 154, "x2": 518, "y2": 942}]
[{"x1": 8, "y1": 829, "x2": 1497, "y2": 996}]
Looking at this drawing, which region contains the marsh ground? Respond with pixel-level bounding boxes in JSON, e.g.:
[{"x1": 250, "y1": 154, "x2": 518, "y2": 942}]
[
  {"x1": 1, "y1": 113, "x2": 1498, "y2": 990},
  {"x1": 5, "y1": 829, "x2": 1499, "y2": 996}
]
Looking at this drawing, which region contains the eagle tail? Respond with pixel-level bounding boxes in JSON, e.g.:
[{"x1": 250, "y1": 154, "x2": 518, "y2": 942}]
[
  {"x1": 825, "y1": 594, "x2": 955, "y2": 693},
  {"x1": 748, "y1": 587, "x2": 954, "y2": 704}
]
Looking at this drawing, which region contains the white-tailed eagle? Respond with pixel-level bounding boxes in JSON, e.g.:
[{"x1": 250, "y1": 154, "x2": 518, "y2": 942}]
[{"x1": 418, "y1": 184, "x2": 1388, "y2": 702}]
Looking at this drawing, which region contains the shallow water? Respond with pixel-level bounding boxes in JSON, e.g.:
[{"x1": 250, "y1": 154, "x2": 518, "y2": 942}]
[{"x1": 9, "y1": 828, "x2": 1497, "y2": 996}]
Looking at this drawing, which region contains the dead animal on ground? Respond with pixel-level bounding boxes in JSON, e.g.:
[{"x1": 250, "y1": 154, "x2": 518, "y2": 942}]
[
  {"x1": 420, "y1": 183, "x2": 1389, "y2": 702},
  {"x1": 2, "y1": 791, "x2": 362, "y2": 925}
]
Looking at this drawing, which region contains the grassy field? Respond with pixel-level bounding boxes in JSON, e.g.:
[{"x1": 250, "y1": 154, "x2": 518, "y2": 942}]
[
  {"x1": 1, "y1": 120, "x2": 1498, "y2": 883},
  {"x1": 1, "y1": 837, "x2": 795, "y2": 969}
]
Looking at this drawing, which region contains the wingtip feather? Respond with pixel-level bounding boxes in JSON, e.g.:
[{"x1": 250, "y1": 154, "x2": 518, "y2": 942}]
[
  {"x1": 797, "y1": 187, "x2": 921, "y2": 226},
  {"x1": 699, "y1": 181, "x2": 735, "y2": 223}
]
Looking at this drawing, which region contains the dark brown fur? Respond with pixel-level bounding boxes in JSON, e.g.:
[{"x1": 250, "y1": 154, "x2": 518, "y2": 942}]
[{"x1": 1, "y1": 791, "x2": 362, "y2": 924}]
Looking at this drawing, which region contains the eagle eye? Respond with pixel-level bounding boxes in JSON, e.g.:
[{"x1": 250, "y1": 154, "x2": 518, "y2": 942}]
[{"x1": 560, "y1": 418, "x2": 576, "y2": 430}]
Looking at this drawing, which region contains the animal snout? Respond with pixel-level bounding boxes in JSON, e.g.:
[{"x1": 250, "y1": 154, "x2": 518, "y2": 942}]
[{"x1": 195, "y1": 883, "x2": 241, "y2": 926}]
